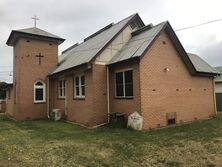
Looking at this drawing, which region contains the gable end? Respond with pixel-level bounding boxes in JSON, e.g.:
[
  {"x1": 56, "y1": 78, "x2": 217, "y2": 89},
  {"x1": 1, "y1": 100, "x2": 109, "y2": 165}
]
[
  {"x1": 139, "y1": 22, "x2": 217, "y2": 77},
  {"x1": 88, "y1": 13, "x2": 145, "y2": 65}
]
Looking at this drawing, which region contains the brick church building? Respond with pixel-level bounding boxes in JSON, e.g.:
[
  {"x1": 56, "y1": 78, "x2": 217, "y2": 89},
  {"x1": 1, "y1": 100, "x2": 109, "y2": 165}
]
[{"x1": 5, "y1": 13, "x2": 219, "y2": 129}]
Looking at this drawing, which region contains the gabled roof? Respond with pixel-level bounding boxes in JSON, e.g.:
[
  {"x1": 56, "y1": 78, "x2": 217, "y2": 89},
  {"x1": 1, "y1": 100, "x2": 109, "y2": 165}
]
[
  {"x1": 50, "y1": 13, "x2": 144, "y2": 75},
  {"x1": 6, "y1": 27, "x2": 65, "y2": 46},
  {"x1": 49, "y1": 13, "x2": 218, "y2": 77},
  {"x1": 109, "y1": 21, "x2": 218, "y2": 77},
  {"x1": 187, "y1": 53, "x2": 219, "y2": 74},
  {"x1": 215, "y1": 66, "x2": 222, "y2": 82},
  {"x1": 109, "y1": 22, "x2": 166, "y2": 64}
]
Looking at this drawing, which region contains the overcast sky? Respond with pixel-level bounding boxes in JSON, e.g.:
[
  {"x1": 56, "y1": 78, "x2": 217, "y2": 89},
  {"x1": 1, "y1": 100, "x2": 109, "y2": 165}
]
[{"x1": 1, "y1": 0, "x2": 222, "y2": 82}]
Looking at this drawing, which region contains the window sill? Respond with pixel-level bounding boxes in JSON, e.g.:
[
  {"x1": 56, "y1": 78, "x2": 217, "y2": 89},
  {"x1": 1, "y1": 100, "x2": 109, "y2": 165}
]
[
  {"x1": 34, "y1": 101, "x2": 46, "y2": 104},
  {"x1": 115, "y1": 97, "x2": 134, "y2": 99},
  {"x1": 58, "y1": 97, "x2": 65, "y2": 100},
  {"x1": 73, "y1": 97, "x2": 85, "y2": 100}
]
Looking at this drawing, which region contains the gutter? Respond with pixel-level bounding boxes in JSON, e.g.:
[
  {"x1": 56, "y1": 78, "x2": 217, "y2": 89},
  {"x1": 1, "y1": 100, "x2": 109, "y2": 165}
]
[{"x1": 49, "y1": 63, "x2": 88, "y2": 77}]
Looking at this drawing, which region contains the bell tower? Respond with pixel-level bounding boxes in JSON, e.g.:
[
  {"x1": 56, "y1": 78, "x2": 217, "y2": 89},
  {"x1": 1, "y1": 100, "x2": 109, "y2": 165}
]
[{"x1": 6, "y1": 26, "x2": 65, "y2": 120}]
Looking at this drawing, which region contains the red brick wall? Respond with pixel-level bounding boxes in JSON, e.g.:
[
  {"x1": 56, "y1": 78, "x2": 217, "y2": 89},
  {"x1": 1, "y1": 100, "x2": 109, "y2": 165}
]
[
  {"x1": 92, "y1": 64, "x2": 108, "y2": 125},
  {"x1": 12, "y1": 37, "x2": 59, "y2": 120},
  {"x1": 49, "y1": 78, "x2": 65, "y2": 116},
  {"x1": 12, "y1": 41, "x2": 20, "y2": 117},
  {"x1": 140, "y1": 31, "x2": 215, "y2": 129},
  {"x1": 49, "y1": 30, "x2": 215, "y2": 130},
  {"x1": 51, "y1": 64, "x2": 108, "y2": 127},
  {"x1": 109, "y1": 60, "x2": 141, "y2": 117},
  {"x1": 64, "y1": 67, "x2": 94, "y2": 126}
]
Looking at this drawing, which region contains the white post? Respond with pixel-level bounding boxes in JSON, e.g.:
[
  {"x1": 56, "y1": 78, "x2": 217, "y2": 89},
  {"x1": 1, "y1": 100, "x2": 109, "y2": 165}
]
[
  {"x1": 213, "y1": 79, "x2": 217, "y2": 116},
  {"x1": 47, "y1": 77, "x2": 50, "y2": 118},
  {"x1": 107, "y1": 66, "x2": 110, "y2": 123}
]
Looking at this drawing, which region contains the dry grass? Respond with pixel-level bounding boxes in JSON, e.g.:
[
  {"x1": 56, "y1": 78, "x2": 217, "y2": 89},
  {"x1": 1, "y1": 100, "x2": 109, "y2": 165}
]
[{"x1": 1, "y1": 114, "x2": 222, "y2": 167}]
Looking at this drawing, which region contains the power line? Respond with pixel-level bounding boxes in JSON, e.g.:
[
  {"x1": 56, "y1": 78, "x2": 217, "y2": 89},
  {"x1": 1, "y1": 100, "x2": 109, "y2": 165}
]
[
  {"x1": 1, "y1": 17, "x2": 221, "y2": 66},
  {"x1": 0, "y1": 71, "x2": 12, "y2": 73},
  {"x1": 61, "y1": 18, "x2": 222, "y2": 54},
  {"x1": 0, "y1": 70, "x2": 13, "y2": 72},
  {"x1": 2, "y1": 18, "x2": 222, "y2": 57},
  {"x1": 175, "y1": 18, "x2": 222, "y2": 31}
]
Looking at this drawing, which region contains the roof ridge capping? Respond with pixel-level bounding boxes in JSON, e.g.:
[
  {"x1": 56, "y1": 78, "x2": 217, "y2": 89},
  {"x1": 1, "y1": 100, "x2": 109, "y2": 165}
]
[
  {"x1": 131, "y1": 23, "x2": 153, "y2": 36},
  {"x1": 84, "y1": 23, "x2": 114, "y2": 42}
]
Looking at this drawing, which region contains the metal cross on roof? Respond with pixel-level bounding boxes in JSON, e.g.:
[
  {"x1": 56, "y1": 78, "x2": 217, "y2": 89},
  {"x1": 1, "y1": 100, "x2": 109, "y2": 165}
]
[{"x1": 31, "y1": 15, "x2": 39, "y2": 27}]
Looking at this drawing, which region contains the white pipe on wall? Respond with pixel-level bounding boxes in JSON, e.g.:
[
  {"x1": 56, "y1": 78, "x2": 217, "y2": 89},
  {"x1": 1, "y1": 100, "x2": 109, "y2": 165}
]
[
  {"x1": 106, "y1": 66, "x2": 110, "y2": 123},
  {"x1": 213, "y1": 78, "x2": 217, "y2": 116},
  {"x1": 65, "y1": 78, "x2": 68, "y2": 117},
  {"x1": 47, "y1": 76, "x2": 50, "y2": 118}
]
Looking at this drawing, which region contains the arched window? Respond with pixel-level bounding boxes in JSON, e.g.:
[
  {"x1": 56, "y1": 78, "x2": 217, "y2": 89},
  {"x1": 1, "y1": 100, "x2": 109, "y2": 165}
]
[{"x1": 34, "y1": 80, "x2": 46, "y2": 103}]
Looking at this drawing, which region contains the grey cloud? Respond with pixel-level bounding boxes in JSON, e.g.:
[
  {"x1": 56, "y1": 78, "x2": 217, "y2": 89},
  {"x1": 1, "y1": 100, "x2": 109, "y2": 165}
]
[
  {"x1": 199, "y1": 41, "x2": 222, "y2": 67},
  {"x1": 0, "y1": 0, "x2": 222, "y2": 82}
]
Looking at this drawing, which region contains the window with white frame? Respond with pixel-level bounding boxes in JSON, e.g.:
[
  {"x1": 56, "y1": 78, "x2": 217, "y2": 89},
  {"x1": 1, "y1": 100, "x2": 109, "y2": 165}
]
[
  {"x1": 74, "y1": 75, "x2": 85, "y2": 98},
  {"x1": 58, "y1": 79, "x2": 66, "y2": 98},
  {"x1": 115, "y1": 70, "x2": 133, "y2": 98},
  {"x1": 34, "y1": 80, "x2": 46, "y2": 103}
]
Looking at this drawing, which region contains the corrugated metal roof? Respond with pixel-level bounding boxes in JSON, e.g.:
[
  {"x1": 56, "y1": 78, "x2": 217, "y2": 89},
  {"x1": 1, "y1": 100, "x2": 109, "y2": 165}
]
[
  {"x1": 6, "y1": 27, "x2": 65, "y2": 46},
  {"x1": 108, "y1": 21, "x2": 218, "y2": 76},
  {"x1": 215, "y1": 66, "x2": 222, "y2": 82},
  {"x1": 50, "y1": 13, "x2": 218, "y2": 77},
  {"x1": 16, "y1": 27, "x2": 63, "y2": 39},
  {"x1": 51, "y1": 14, "x2": 139, "y2": 75},
  {"x1": 108, "y1": 22, "x2": 166, "y2": 64},
  {"x1": 187, "y1": 53, "x2": 219, "y2": 74}
]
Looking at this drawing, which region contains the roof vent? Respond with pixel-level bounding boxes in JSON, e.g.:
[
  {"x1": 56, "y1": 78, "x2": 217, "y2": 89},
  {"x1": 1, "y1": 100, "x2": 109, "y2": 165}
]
[
  {"x1": 84, "y1": 23, "x2": 114, "y2": 42},
  {"x1": 131, "y1": 23, "x2": 153, "y2": 36},
  {"x1": 62, "y1": 43, "x2": 79, "y2": 54}
]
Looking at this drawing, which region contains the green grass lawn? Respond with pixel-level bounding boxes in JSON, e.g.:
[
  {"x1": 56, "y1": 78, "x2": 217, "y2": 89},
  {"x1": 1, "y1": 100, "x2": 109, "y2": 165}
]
[{"x1": 1, "y1": 114, "x2": 222, "y2": 167}]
